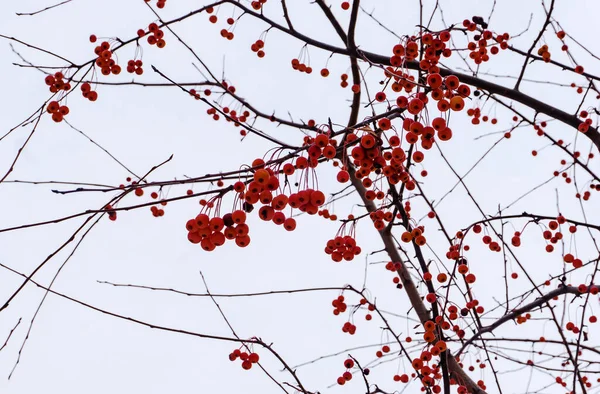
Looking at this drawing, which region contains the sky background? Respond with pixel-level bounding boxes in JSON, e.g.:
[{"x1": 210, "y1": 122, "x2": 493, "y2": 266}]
[{"x1": 1, "y1": 0, "x2": 599, "y2": 393}]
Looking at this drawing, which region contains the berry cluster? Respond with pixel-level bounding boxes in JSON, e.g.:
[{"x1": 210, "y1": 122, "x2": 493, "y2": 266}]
[
  {"x1": 207, "y1": 6, "x2": 217, "y2": 24},
  {"x1": 250, "y1": 39, "x2": 265, "y2": 58},
  {"x1": 341, "y1": 321, "x2": 357, "y2": 335},
  {"x1": 462, "y1": 17, "x2": 510, "y2": 64},
  {"x1": 335, "y1": 358, "x2": 354, "y2": 385},
  {"x1": 375, "y1": 344, "x2": 391, "y2": 358},
  {"x1": 304, "y1": 132, "x2": 338, "y2": 160},
  {"x1": 466, "y1": 106, "x2": 497, "y2": 125},
  {"x1": 104, "y1": 204, "x2": 117, "y2": 221},
  {"x1": 46, "y1": 100, "x2": 69, "y2": 123},
  {"x1": 325, "y1": 235, "x2": 361, "y2": 262},
  {"x1": 228, "y1": 349, "x2": 260, "y2": 370},
  {"x1": 186, "y1": 210, "x2": 250, "y2": 251},
  {"x1": 148, "y1": 191, "x2": 166, "y2": 217},
  {"x1": 290, "y1": 58, "x2": 313, "y2": 74},
  {"x1": 359, "y1": 297, "x2": 376, "y2": 320},
  {"x1": 126, "y1": 60, "x2": 144, "y2": 75},
  {"x1": 537, "y1": 44, "x2": 551, "y2": 62},
  {"x1": 93, "y1": 41, "x2": 121, "y2": 76},
  {"x1": 317, "y1": 208, "x2": 338, "y2": 221},
  {"x1": 331, "y1": 295, "x2": 347, "y2": 315},
  {"x1": 142, "y1": 23, "x2": 166, "y2": 48},
  {"x1": 219, "y1": 28, "x2": 235, "y2": 40},
  {"x1": 400, "y1": 226, "x2": 427, "y2": 246},
  {"x1": 44, "y1": 71, "x2": 71, "y2": 93},
  {"x1": 287, "y1": 188, "x2": 325, "y2": 215},
  {"x1": 80, "y1": 82, "x2": 98, "y2": 101},
  {"x1": 340, "y1": 72, "x2": 348, "y2": 88},
  {"x1": 578, "y1": 110, "x2": 594, "y2": 133}
]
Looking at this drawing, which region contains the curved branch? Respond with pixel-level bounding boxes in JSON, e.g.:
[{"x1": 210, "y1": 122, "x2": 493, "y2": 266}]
[{"x1": 457, "y1": 285, "x2": 587, "y2": 356}]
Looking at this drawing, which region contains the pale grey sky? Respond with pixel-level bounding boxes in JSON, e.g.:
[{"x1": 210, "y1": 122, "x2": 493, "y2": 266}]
[{"x1": 1, "y1": 1, "x2": 599, "y2": 393}]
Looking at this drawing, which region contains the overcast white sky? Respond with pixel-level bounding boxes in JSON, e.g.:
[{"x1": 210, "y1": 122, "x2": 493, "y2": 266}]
[{"x1": 1, "y1": 0, "x2": 599, "y2": 393}]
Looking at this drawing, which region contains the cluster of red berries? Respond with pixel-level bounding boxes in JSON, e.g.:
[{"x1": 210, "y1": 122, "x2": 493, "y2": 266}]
[
  {"x1": 233, "y1": 167, "x2": 296, "y2": 231},
  {"x1": 388, "y1": 40, "x2": 420, "y2": 68},
  {"x1": 110, "y1": 179, "x2": 169, "y2": 220},
  {"x1": 80, "y1": 82, "x2": 98, "y2": 101},
  {"x1": 385, "y1": 261, "x2": 405, "y2": 286},
  {"x1": 46, "y1": 100, "x2": 69, "y2": 123},
  {"x1": 206, "y1": 6, "x2": 218, "y2": 23},
  {"x1": 188, "y1": 89, "x2": 202, "y2": 100},
  {"x1": 93, "y1": 41, "x2": 121, "y2": 76},
  {"x1": 446, "y1": 305, "x2": 463, "y2": 323},
  {"x1": 386, "y1": 70, "x2": 417, "y2": 93},
  {"x1": 447, "y1": 303, "x2": 478, "y2": 323},
  {"x1": 227, "y1": 108, "x2": 249, "y2": 123},
  {"x1": 44, "y1": 71, "x2": 71, "y2": 93},
  {"x1": 466, "y1": 106, "x2": 498, "y2": 125},
  {"x1": 219, "y1": 28, "x2": 235, "y2": 40},
  {"x1": 578, "y1": 110, "x2": 594, "y2": 133},
  {"x1": 138, "y1": 23, "x2": 166, "y2": 48},
  {"x1": 393, "y1": 373, "x2": 410, "y2": 383},
  {"x1": 342, "y1": 122, "x2": 423, "y2": 191},
  {"x1": 104, "y1": 204, "x2": 117, "y2": 221},
  {"x1": 340, "y1": 73, "x2": 349, "y2": 88},
  {"x1": 287, "y1": 188, "x2": 326, "y2": 215},
  {"x1": 325, "y1": 235, "x2": 361, "y2": 262},
  {"x1": 208, "y1": 106, "x2": 249, "y2": 127},
  {"x1": 479, "y1": 234, "x2": 501, "y2": 252},
  {"x1": 184, "y1": 152, "x2": 340, "y2": 251},
  {"x1": 537, "y1": 44, "x2": 551, "y2": 62},
  {"x1": 359, "y1": 298, "x2": 376, "y2": 320},
  {"x1": 462, "y1": 17, "x2": 510, "y2": 64},
  {"x1": 149, "y1": 206, "x2": 165, "y2": 217},
  {"x1": 250, "y1": 39, "x2": 265, "y2": 58},
  {"x1": 343, "y1": 132, "x2": 386, "y2": 181},
  {"x1": 303, "y1": 132, "x2": 338, "y2": 160},
  {"x1": 349, "y1": 132, "x2": 383, "y2": 164},
  {"x1": 206, "y1": 105, "x2": 251, "y2": 129},
  {"x1": 516, "y1": 313, "x2": 533, "y2": 324},
  {"x1": 428, "y1": 75, "x2": 469, "y2": 113},
  {"x1": 408, "y1": 342, "x2": 454, "y2": 390},
  {"x1": 336, "y1": 358, "x2": 354, "y2": 385},
  {"x1": 465, "y1": 30, "x2": 508, "y2": 64},
  {"x1": 186, "y1": 211, "x2": 250, "y2": 251},
  {"x1": 445, "y1": 242, "x2": 462, "y2": 260},
  {"x1": 507, "y1": 217, "x2": 581, "y2": 254},
  {"x1": 126, "y1": 60, "x2": 144, "y2": 75},
  {"x1": 341, "y1": 321, "x2": 357, "y2": 335},
  {"x1": 465, "y1": 299, "x2": 484, "y2": 314},
  {"x1": 331, "y1": 295, "x2": 347, "y2": 315},
  {"x1": 148, "y1": 191, "x2": 166, "y2": 217},
  {"x1": 228, "y1": 349, "x2": 259, "y2": 370},
  {"x1": 290, "y1": 58, "x2": 313, "y2": 74},
  {"x1": 220, "y1": 80, "x2": 237, "y2": 94},
  {"x1": 375, "y1": 344, "x2": 391, "y2": 358},
  {"x1": 400, "y1": 226, "x2": 427, "y2": 246},
  {"x1": 206, "y1": 107, "x2": 221, "y2": 121},
  {"x1": 318, "y1": 208, "x2": 338, "y2": 221},
  {"x1": 565, "y1": 321, "x2": 581, "y2": 334},
  {"x1": 564, "y1": 253, "x2": 583, "y2": 268}
]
